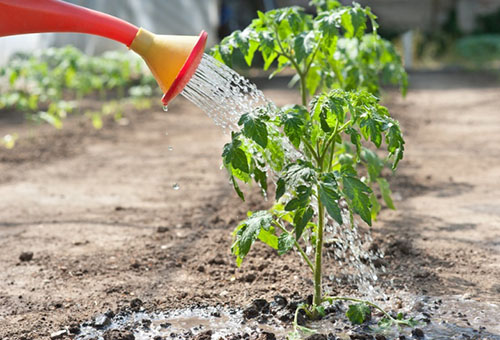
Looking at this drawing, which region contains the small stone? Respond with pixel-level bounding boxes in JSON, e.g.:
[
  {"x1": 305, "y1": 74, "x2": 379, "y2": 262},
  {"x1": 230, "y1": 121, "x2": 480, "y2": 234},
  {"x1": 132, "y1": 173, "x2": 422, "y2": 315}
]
[
  {"x1": 243, "y1": 305, "x2": 259, "y2": 319},
  {"x1": 273, "y1": 295, "x2": 287, "y2": 307},
  {"x1": 197, "y1": 265, "x2": 205, "y2": 273},
  {"x1": 256, "y1": 332, "x2": 276, "y2": 340},
  {"x1": 94, "y1": 314, "x2": 111, "y2": 329},
  {"x1": 157, "y1": 226, "x2": 169, "y2": 233},
  {"x1": 412, "y1": 328, "x2": 424, "y2": 338},
  {"x1": 50, "y1": 330, "x2": 67, "y2": 339},
  {"x1": 306, "y1": 335, "x2": 327, "y2": 340},
  {"x1": 242, "y1": 273, "x2": 256, "y2": 283},
  {"x1": 19, "y1": 252, "x2": 34, "y2": 262},
  {"x1": 68, "y1": 324, "x2": 80, "y2": 335},
  {"x1": 193, "y1": 330, "x2": 212, "y2": 340},
  {"x1": 130, "y1": 298, "x2": 143, "y2": 310},
  {"x1": 252, "y1": 298, "x2": 269, "y2": 312},
  {"x1": 103, "y1": 329, "x2": 135, "y2": 340}
]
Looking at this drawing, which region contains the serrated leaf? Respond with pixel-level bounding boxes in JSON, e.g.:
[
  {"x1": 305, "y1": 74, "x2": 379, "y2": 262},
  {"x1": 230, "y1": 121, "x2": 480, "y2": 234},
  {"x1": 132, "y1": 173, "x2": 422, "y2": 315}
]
[
  {"x1": 370, "y1": 192, "x2": 381, "y2": 221},
  {"x1": 362, "y1": 148, "x2": 383, "y2": 181},
  {"x1": 346, "y1": 127, "x2": 361, "y2": 159},
  {"x1": 360, "y1": 115, "x2": 382, "y2": 147},
  {"x1": 346, "y1": 303, "x2": 371, "y2": 325},
  {"x1": 230, "y1": 176, "x2": 245, "y2": 201},
  {"x1": 294, "y1": 207, "x2": 314, "y2": 239},
  {"x1": 377, "y1": 177, "x2": 395, "y2": 209},
  {"x1": 239, "y1": 113, "x2": 268, "y2": 148},
  {"x1": 258, "y1": 228, "x2": 278, "y2": 249},
  {"x1": 253, "y1": 167, "x2": 268, "y2": 194},
  {"x1": 278, "y1": 232, "x2": 295, "y2": 255},
  {"x1": 232, "y1": 211, "x2": 273, "y2": 265},
  {"x1": 319, "y1": 181, "x2": 343, "y2": 225},
  {"x1": 285, "y1": 198, "x2": 301, "y2": 211},
  {"x1": 276, "y1": 178, "x2": 286, "y2": 200},
  {"x1": 342, "y1": 176, "x2": 372, "y2": 225},
  {"x1": 282, "y1": 108, "x2": 305, "y2": 148}
]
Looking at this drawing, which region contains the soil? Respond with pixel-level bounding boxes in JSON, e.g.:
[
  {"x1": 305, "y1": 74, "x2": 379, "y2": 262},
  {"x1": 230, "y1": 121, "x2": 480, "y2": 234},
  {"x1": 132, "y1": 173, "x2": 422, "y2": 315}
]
[{"x1": 0, "y1": 71, "x2": 499, "y2": 340}]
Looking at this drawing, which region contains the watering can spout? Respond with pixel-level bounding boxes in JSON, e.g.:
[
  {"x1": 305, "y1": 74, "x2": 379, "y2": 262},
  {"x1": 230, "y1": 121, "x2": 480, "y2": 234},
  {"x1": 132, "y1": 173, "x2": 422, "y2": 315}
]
[
  {"x1": 0, "y1": 0, "x2": 207, "y2": 105},
  {"x1": 129, "y1": 28, "x2": 208, "y2": 106}
]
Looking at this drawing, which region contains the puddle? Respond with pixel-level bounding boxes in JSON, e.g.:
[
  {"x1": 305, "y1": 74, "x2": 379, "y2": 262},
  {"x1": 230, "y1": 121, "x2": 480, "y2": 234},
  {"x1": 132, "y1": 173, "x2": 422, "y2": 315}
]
[{"x1": 75, "y1": 294, "x2": 500, "y2": 340}]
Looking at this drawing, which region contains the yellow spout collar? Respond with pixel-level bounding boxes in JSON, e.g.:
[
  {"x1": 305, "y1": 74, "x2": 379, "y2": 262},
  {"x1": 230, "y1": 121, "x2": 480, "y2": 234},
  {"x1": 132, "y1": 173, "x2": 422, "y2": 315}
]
[{"x1": 129, "y1": 28, "x2": 199, "y2": 93}]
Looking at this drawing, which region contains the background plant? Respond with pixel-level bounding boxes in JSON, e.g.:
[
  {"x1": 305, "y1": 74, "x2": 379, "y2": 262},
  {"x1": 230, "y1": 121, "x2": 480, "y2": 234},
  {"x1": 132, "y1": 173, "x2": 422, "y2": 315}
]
[
  {"x1": 213, "y1": 0, "x2": 414, "y2": 332},
  {"x1": 0, "y1": 46, "x2": 158, "y2": 147}
]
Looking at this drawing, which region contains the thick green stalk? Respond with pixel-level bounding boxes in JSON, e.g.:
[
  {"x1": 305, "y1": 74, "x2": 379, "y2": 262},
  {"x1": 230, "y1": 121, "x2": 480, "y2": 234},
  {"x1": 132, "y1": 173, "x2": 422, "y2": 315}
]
[
  {"x1": 313, "y1": 197, "x2": 325, "y2": 310},
  {"x1": 300, "y1": 74, "x2": 308, "y2": 106}
]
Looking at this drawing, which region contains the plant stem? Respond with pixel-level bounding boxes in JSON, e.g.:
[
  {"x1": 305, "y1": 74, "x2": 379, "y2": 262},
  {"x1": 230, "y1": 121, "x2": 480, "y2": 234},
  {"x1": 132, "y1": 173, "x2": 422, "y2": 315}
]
[
  {"x1": 300, "y1": 75, "x2": 308, "y2": 106},
  {"x1": 295, "y1": 240, "x2": 315, "y2": 272},
  {"x1": 313, "y1": 197, "x2": 325, "y2": 313}
]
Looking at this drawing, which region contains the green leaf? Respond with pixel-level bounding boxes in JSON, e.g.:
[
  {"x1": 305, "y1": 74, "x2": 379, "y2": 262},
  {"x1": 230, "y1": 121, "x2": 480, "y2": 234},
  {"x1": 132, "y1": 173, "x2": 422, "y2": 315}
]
[
  {"x1": 294, "y1": 207, "x2": 314, "y2": 239},
  {"x1": 361, "y1": 148, "x2": 383, "y2": 181},
  {"x1": 346, "y1": 127, "x2": 361, "y2": 159},
  {"x1": 258, "y1": 228, "x2": 278, "y2": 249},
  {"x1": 282, "y1": 107, "x2": 306, "y2": 148},
  {"x1": 385, "y1": 123, "x2": 405, "y2": 170},
  {"x1": 285, "y1": 198, "x2": 301, "y2": 211},
  {"x1": 253, "y1": 167, "x2": 268, "y2": 193},
  {"x1": 278, "y1": 232, "x2": 295, "y2": 255},
  {"x1": 370, "y1": 192, "x2": 381, "y2": 221},
  {"x1": 316, "y1": 11, "x2": 340, "y2": 38},
  {"x1": 360, "y1": 114, "x2": 382, "y2": 147},
  {"x1": 222, "y1": 133, "x2": 249, "y2": 174},
  {"x1": 232, "y1": 211, "x2": 273, "y2": 265},
  {"x1": 276, "y1": 178, "x2": 286, "y2": 200},
  {"x1": 342, "y1": 176, "x2": 372, "y2": 225},
  {"x1": 319, "y1": 180, "x2": 343, "y2": 225},
  {"x1": 230, "y1": 176, "x2": 245, "y2": 201},
  {"x1": 346, "y1": 303, "x2": 371, "y2": 325},
  {"x1": 239, "y1": 113, "x2": 268, "y2": 148},
  {"x1": 377, "y1": 177, "x2": 395, "y2": 209},
  {"x1": 340, "y1": 5, "x2": 367, "y2": 39},
  {"x1": 285, "y1": 185, "x2": 311, "y2": 211}
]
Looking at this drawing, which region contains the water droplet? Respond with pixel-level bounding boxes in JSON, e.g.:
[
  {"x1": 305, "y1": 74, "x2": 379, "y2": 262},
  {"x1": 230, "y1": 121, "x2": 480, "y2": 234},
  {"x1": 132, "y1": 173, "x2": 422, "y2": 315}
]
[
  {"x1": 172, "y1": 183, "x2": 180, "y2": 190},
  {"x1": 168, "y1": 146, "x2": 173, "y2": 151},
  {"x1": 164, "y1": 131, "x2": 169, "y2": 136},
  {"x1": 163, "y1": 105, "x2": 169, "y2": 112}
]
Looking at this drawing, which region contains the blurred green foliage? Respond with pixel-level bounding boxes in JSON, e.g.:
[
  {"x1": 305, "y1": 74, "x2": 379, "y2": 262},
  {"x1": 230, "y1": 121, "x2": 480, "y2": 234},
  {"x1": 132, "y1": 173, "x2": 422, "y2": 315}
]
[
  {"x1": 0, "y1": 46, "x2": 157, "y2": 143},
  {"x1": 456, "y1": 34, "x2": 500, "y2": 65}
]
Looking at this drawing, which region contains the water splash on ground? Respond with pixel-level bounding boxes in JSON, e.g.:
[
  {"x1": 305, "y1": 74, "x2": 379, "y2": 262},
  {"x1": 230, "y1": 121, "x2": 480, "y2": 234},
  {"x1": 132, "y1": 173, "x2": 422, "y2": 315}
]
[{"x1": 75, "y1": 295, "x2": 500, "y2": 339}]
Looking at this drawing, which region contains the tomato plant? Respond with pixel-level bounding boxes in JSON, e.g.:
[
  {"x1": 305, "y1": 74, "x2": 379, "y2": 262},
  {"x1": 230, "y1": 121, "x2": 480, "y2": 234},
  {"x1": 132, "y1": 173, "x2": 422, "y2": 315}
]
[{"x1": 212, "y1": 0, "x2": 416, "y2": 333}]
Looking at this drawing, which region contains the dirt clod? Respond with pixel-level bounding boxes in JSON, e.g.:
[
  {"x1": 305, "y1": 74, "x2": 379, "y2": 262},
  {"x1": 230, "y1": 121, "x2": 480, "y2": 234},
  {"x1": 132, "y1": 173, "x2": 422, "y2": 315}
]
[
  {"x1": 130, "y1": 298, "x2": 143, "y2": 310},
  {"x1": 103, "y1": 329, "x2": 135, "y2": 340},
  {"x1": 19, "y1": 251, "x2": 33, "y2": 262},
  {"x1": 157, "y1": 226, "x2": 169, "y2": 233},
  {"x1": 193, "y1": 330, "x2": 212, "y2": 340},
  {"x1": 255, "y1": 332, "x2": 276, "y2": 340},
  {"x1": 306, "y1": 334, "x2": 327, "y2": 340},
  {"x1": 411, "y1": 328, "x2": 425, "y2": 338}
]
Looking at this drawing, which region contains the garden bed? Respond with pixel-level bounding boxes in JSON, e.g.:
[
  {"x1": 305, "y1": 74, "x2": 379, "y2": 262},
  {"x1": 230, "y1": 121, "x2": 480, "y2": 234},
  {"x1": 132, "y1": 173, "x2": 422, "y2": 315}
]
[{"x1": 0, "y1": 71, "x2": 499, "y2": 339}]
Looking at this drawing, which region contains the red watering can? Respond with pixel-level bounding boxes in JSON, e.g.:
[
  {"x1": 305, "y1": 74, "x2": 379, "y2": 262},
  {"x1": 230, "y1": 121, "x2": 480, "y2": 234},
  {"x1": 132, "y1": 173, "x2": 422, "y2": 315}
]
[{"x1": 0, "y1": 0, "x2": 208, "y2": 105}]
